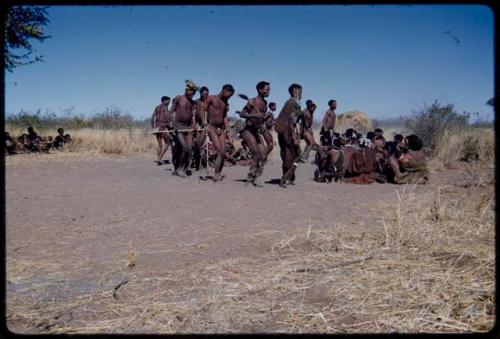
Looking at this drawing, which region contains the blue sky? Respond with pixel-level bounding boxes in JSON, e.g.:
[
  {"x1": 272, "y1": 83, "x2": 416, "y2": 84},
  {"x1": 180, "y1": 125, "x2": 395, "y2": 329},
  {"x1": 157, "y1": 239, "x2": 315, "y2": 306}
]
[{"x1": 4, "y1": 5, "x2": 494, "y2": 122}]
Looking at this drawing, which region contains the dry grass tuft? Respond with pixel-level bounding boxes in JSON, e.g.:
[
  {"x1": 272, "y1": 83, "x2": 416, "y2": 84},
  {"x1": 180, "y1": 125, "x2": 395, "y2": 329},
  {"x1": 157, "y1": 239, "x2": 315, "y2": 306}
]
[{"x1": 429, "y1": 128, "x2": 494, "y2": 171}]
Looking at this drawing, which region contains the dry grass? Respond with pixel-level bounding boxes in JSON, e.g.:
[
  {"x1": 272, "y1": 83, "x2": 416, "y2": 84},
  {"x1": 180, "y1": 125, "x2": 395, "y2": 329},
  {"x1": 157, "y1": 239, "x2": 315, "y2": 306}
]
[
  {"x1": 428, "y1": 128, "x2": 494, "y2": 171},
  {"x1": 7, "y1": 163, "x2": 494, "y2": 334}
]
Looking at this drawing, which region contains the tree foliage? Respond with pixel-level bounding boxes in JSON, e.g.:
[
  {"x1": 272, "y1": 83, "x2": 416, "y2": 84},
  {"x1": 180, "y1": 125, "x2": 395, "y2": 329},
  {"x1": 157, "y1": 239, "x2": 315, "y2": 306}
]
[
  {"x1": 405, "y1": 100, "x2": 471, "y2": 153},
  {"x1": 4, "y1": 6, "x2": 51, "y2": 72}
]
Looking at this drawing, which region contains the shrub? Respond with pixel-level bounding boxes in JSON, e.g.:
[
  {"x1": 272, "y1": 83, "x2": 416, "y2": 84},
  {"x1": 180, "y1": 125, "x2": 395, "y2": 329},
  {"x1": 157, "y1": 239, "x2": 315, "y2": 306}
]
[{"x1": 405, "y1": 101, "x2": 471, "y2": 153}]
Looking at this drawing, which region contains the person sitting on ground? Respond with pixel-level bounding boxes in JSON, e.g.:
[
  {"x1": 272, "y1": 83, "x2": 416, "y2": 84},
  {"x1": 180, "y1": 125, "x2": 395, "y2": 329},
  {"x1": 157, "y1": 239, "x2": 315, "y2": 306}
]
[
  {"x1": 52, "y1": 127, "x2": 71, "y2": 149},
  {"x1": 5, "y1": 132, "x2": 17, "y2": 155},
  {"x1": 343, "y1": 137, "x2": 376, "y2": 184},
  {"x1": 387, "y1": 134, "x2": 429, "y2": 184},
  {"x1": 314, "y1": 137, "x2": 345, "y2": 183},
  {"x1": 384, "y1": 133, "x2": 404, "y2": 158},
  {"x1": 16, "y1": 134, "x2": 29, "y2": 153},
  {"x1": 232, "y1": 139, "x2": 253, "y2": 166}
]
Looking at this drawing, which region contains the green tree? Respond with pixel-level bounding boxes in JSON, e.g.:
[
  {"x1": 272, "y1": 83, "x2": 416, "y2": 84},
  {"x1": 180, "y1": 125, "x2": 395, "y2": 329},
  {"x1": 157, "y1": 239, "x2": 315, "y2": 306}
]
[{"x1": 4, "y1": 6, "x2": 51, "y2": 72}]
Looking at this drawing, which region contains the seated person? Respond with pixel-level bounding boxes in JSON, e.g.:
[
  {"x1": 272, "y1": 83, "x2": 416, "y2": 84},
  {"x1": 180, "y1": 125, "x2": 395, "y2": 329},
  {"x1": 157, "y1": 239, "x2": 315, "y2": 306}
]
[
  {"x1": 384, "y1": 134, "x2": 404, "y2": 158},
  {"x1": 4, "y1": 132, "x2": 16, "y2": 155},
  {"x1": 343, "y1": 137, "x2": 376, "y2": 184},
  {"x1": 52, "y1": 127, "x2": 72, "y2": 149},
  {"x1": 387, "y1": 134, "x2": 429, "y2": 184},
  {"x1": 314, "y1": 137, "x2": 345, "y2": 183},
  {"x1": 232, "y1": 140, "x2": 252, "y2": 166}
]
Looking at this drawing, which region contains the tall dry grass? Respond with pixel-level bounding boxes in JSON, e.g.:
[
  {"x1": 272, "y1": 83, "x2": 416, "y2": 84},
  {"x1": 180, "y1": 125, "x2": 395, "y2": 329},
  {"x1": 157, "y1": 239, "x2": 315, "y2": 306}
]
[
  {"x1": 428, "y1": 128, "x2": 494, "y2": 171},
  {"x1": 67, "y1": 128, "x2": 156, "y2": 154}
]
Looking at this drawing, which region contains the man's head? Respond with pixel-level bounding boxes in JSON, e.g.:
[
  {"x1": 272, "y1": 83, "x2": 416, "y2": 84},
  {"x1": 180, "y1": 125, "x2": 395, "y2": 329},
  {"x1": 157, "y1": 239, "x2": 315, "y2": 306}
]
[
  {"x1": 344, "y1": 128, "x2": 354, "y2": 139},
  {"x1": 199, "y1": 87, "x2": 209, "y2": 100},
  {"x1": 57, "y1": 127, "x2": 64, "y2": 135},
  {"x1": 394, "y1": 134, "x2": 404, "y2": 143},
  {"x1": 221, "y1": 84, "x2": 235, "y2": 100},
  {"x1": 405, "y1": 134, "x2": 423, "y2": 151},
  {"x1": 269, "y1": 102, "x2": 276, "y2": 112},
  {"x1": 306, "y1": 100, "x2": 317, "y2": 112},
  {"x1": 184, "y1": 80, "x2": 198, "y2": 99},
  {"x1": 366, "y1": 131, "x2": 376, "y2": 141},
  {"x1": 161, "y1": 96, "x2": 170, "y2": 105},
  {"x1": 374, "y1": 128, "x2": 383, "y2": 136},
  {"x1": 256, "y1": 81, "x2": 270, "y2": 98},
  {"x1": 328, "y1": 99, "x2": 337, "y2": 110},
  {"x1": 28, "y1": 126, "x2": 34, "y2": 133},
  {"x1": 288, "y1": 83, "x2": 302, "y2": 101}
]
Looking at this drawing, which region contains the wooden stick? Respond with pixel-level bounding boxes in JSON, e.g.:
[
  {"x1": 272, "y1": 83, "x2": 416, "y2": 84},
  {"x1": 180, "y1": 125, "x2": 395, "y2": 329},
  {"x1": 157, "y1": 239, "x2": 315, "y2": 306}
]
[{"x1": 145, "y1": 128, "x2": 207, "y2": 134}]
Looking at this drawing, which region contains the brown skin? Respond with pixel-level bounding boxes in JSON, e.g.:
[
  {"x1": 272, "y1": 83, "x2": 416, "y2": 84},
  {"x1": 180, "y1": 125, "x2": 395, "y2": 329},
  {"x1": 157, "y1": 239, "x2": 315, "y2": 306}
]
[
  {"x1": 262, "y1": 104, "x2": 276, "y2": 156},
  {"x1": 298, "y1": 104, "x2": 318, "y2": 155},
  {"x1": 239, "y1": 84, "x2": 270, "y2": 182},
  {"x1": 322, "y1": 101, "x2": 337, "y2": 132},
  {"x1": 169, "y1": 89, "x2": 196, "y2": 173},
  {"x1": 205, "y1": 88, "x2": 234, "y2": 178},
  {"x1": 151, "y1": 98, "x2": 171, "y2": 163},
  {"x1": 193, "y1": 90, "x2": 209, "y2": 170},
  {"x1": 275, "y1": 87, "x2": 302, "y2": 184}
]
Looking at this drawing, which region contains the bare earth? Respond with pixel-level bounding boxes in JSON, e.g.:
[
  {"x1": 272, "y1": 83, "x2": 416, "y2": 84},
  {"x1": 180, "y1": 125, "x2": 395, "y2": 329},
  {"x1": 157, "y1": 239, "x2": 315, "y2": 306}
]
[{"x1": 5, "y1": 151, "x2": 468, "y2": 333}]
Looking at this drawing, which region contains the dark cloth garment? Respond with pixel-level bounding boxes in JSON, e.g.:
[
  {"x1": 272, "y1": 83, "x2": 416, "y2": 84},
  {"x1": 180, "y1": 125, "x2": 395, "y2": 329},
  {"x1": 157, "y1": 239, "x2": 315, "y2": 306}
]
[
  {"x1": 278, "y1": 132, "x2": 300, "y2": 181},
  {"x1": 276, "y1": 98, "x2": 302, "y2": 181},
  {"x1": 239, "y1": 125, "x2": 263, "y2": 144},
  {"x1": 320, "y1": 127, "x2": 333, "y2": 146},
  {"x1": 275, "y1": 99, "x2": 301, "y2": 134},
  {"x1": 344, "y1": 147, "x2": 376, "y2": 184}
]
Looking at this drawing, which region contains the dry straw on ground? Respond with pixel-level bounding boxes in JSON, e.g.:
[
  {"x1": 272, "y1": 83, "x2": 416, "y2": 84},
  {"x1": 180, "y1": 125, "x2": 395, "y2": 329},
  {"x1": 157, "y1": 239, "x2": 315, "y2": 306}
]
[{"x1": 7, "y1": 162, "x2": 494, "y2": 334}]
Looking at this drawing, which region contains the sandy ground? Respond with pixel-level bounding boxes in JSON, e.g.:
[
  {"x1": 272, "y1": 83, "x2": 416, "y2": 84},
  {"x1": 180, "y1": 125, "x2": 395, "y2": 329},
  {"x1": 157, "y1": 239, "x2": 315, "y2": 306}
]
[{"x1": 5, "y1": 151, "x2": 466, "y2": 333}]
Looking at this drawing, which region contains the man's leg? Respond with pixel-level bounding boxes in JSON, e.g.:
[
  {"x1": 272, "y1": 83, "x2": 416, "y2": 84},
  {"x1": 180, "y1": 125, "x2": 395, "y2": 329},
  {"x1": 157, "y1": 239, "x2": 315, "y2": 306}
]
[
  {"x1": 208, "y1": 128, "x2": 225, "y2": 181},
  {"x1": 263, "y1": 130, "x2": 274, "y2": 156},
  {"x1": 159, "y1": 133, "x2": 170, "y2": 163},
  {"x1": 175, "y1": 133, "x2": 189, "y2": 177},
  {"x1": 240, "y1": 129, "x2": 261, "y2": 184},
  {"x1": 278, "y1": 133, "x2": 289, "y2": 178}
]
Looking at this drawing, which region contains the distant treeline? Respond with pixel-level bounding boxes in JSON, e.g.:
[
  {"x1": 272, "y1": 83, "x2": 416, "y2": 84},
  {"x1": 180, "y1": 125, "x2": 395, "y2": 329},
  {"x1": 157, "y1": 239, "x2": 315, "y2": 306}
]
[
  {"x1": 5, "y1": 107, "x2": 150, "y2": 130},
  {"x1": 5, "y1": 107, "x2": 247, "y2": 132}
]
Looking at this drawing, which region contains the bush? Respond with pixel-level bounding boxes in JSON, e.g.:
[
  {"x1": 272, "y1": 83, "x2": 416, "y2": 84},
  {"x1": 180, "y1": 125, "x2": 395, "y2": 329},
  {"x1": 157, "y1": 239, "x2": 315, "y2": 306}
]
[{"x1": 405, "y1": 101, "x2": 471, "y2": 153}]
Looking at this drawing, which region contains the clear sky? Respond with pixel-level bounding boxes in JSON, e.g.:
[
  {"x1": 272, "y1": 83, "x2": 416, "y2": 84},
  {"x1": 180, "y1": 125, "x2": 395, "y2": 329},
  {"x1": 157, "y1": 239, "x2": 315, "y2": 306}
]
[{"x1": 4, "y1": 5, "x2": 494, "y2": 122}]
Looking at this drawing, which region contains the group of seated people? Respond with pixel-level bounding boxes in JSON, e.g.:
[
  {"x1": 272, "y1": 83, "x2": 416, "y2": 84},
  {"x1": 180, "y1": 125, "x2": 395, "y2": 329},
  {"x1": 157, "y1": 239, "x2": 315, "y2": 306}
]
[
  {"x1": 314, "y1": 128, "x2": 429, "y2": 185},
  {"x1": 4, "y1": 126, "x2": 72, "y2": 155}
]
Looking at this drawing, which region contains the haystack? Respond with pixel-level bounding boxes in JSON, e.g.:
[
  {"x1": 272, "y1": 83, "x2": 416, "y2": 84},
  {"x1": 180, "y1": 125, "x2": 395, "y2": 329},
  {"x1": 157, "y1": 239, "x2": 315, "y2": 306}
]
[{"x1": 336, "y1": 111, "x2": 373, "y2": 134}]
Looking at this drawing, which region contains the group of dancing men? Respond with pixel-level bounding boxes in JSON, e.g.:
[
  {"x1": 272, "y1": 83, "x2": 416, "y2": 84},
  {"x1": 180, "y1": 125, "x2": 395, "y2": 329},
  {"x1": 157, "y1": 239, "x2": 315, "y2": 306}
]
[{"x1": 151, "y1": 80, "x2": 429, "y2": 187}]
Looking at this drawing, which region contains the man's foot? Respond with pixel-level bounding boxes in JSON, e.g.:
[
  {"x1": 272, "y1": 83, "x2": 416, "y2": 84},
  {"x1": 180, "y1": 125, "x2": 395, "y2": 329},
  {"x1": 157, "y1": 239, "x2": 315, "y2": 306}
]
[
  {"x1": 172, "y1": 170, "x2": 179, "y2": 176},
  {"x1": 213, "y1": 173, "x2": 222, "y2": 182},
  {"x1": 156, "y1": 161, "x2": 162, "y2": 166},
  {"x1": 286, "y1": 180, "x2": 295, "y2": 186},
  {"x1": 186, "y1": 169, "x2": 193, "y2": 176},
  {"x1": 279, "y1": 176, "x2": 287, "y2": 188},
  {"x1": 163, "y1": 160, "x2": 170, "y2": 164},
  {"x1": 245, "y1": 175, "x2": 254, "y2": 187},
  {"x1": 394, "y1": 172, "x2": 408, "y2": 184},
  {"x1": 177, "y1": 170, "x2": 187, "y2": 178},
  {"x1": 252, "y1": 178, "x2": 264, "y2": 187}
]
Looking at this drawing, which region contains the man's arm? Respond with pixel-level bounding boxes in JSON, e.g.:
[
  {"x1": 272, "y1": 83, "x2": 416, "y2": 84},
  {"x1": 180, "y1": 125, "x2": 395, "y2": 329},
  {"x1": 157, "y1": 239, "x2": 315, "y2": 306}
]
[
  {"x1": 238, "y1": 100, "x2": 262, "y2": 119},
  {"x1": 151, "y1": 107, "x2": 157, "y2": 129},
  {"x1": 169, "y1": 97, "x2": 178, "y2": 127}
]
